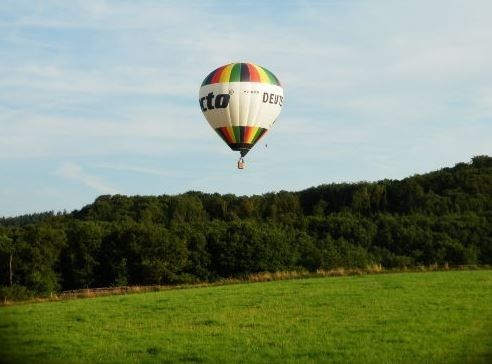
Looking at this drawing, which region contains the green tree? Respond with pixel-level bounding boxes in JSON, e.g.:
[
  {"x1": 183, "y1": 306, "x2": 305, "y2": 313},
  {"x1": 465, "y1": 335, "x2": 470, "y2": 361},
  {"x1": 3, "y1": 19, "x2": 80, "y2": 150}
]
[
  {"x1": 16, "y1": 224, "x2": 67, "y2": 294},
  {"x1": 61, "y1": 221, "x2": 103, "y2": 289},
  {"x1": 0, "y1": 232, "x2": 14, "y2": 286}
]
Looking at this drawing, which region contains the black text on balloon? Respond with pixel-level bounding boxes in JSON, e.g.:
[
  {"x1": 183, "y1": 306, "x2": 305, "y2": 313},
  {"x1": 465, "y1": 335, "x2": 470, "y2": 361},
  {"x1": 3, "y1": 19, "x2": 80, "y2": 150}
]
[
  {"x1": 262, "y1": 92, "x2": 283, "y2": 106},
  {"x1": 199, "y1": 92, "x2": 231, "y2": 112}
]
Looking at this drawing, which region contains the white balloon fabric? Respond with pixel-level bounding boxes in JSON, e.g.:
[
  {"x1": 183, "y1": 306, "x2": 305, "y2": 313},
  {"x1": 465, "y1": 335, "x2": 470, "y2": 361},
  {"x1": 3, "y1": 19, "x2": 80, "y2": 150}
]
[{"x1": 199, "y1": 63, "x2": 283, "y2": 157}]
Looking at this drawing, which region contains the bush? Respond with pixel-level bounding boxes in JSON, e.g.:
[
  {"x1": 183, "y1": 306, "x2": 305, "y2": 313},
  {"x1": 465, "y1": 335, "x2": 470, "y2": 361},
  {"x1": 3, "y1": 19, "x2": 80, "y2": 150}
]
[{"x1": 0, "y1": 285, "x2": 34, "y2": 302}]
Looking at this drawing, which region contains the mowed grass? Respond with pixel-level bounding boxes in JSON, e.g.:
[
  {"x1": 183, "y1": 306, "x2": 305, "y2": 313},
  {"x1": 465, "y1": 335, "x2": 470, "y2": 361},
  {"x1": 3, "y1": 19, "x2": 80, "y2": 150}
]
[{"x1": 1, "y1": 271, "x2": 491, "y2": 363}]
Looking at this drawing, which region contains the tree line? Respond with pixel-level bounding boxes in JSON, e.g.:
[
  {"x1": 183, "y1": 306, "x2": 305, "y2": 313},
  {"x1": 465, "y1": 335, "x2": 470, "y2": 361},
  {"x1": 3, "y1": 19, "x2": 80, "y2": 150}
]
[{"x1": 1, "y1": 156, "x2": 491, "y2": 299}]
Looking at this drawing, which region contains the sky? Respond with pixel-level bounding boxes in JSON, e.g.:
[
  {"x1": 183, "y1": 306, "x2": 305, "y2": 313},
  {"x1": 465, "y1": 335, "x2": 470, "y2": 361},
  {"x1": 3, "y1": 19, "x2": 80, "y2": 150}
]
[{"x1": 1, "y1": 0, "x2": 491, "y2": 217}]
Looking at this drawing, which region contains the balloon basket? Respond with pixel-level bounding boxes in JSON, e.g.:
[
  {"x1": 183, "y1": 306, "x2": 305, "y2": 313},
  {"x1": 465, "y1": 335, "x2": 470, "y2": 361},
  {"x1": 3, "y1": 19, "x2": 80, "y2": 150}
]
[{"x1": 237, "y1": 158, "x2": 246, "y2": 169}]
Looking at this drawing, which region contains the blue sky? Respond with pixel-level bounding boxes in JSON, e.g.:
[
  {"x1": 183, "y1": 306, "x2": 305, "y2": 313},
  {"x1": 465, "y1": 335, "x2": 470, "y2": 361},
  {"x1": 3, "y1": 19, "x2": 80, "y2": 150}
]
[{"x1": 1, "y1": 0, "x2": 491, "y2": 217}]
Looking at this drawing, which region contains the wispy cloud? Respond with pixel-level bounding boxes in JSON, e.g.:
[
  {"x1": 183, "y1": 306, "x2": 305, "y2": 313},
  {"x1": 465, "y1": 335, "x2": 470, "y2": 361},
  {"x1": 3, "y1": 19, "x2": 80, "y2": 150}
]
[
  {"x1": 94, "y1": 163, "x2": 177, "y2": 177},
  {"x1": 54, "y1": 162, "x2": 119, "y2": 194}
]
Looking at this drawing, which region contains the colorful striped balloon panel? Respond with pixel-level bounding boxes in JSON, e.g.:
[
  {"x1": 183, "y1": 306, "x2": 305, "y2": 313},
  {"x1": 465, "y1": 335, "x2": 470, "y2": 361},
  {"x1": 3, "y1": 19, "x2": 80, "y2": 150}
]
[
  {"x1": 202, "y1": 63, "x2": 281, "y2": 86},
  {"x1": 215, "y1": 126, "x2": 268, "y2": 150}
]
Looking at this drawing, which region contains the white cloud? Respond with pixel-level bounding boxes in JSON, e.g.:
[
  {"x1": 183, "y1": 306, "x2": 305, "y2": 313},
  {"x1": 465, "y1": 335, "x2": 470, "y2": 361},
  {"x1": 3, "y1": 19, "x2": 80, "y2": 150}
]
[
  {"x1": 94, "y1": 163, "x2": 177, "y2": 177},
  {"x1": 0, "y1": 1, "x2": 189, "y2": 30},
  {"x1": 0, "y1": 65, "x2": 196, "y2": 97},
  {"x1": 54, "y1": 162, "x2": 119, "y2": 194},
  {"x1": 0, "y1": 102, "x2": 210, "y2": 160}
]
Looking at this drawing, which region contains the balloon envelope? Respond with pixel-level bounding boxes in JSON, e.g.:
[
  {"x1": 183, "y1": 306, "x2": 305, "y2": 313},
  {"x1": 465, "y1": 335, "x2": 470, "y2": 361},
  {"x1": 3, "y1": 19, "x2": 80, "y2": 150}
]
[{"x1": 199, "y1": 62, "x2": 283, "y2": 157}]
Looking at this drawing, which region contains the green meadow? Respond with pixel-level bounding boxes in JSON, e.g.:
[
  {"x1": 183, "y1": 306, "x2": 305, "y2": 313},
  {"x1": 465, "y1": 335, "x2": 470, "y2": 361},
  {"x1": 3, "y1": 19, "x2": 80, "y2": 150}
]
[{"x1": 1, "y1": 270, "x2": 491, "y2": 363}]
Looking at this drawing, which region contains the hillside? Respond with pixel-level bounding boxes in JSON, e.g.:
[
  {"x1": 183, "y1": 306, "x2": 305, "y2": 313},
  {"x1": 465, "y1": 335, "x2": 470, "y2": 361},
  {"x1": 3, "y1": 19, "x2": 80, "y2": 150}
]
[{"x1": 1, "y1": 156, "x2": 491, "y2": 298}]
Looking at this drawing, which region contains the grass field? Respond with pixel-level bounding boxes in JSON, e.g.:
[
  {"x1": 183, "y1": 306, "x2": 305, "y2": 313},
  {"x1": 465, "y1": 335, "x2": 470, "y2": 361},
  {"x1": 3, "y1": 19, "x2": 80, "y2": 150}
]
[{"x1": 1, "y1": 270, "x2": 491, "y2": 363}]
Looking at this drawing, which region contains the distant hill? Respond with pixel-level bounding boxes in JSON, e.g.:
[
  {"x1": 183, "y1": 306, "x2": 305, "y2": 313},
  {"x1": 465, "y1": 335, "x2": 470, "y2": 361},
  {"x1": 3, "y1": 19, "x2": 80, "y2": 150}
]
[{"x1": 1, "y1": 156, "x2": 491, "y2": 299}]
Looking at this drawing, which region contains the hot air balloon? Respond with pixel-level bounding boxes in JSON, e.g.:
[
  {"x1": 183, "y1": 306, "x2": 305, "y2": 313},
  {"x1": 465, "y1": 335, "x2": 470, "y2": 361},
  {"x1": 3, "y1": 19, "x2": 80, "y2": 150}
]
[{"x1": 199, "y1": 62, "x2": 283, "y2": 169}]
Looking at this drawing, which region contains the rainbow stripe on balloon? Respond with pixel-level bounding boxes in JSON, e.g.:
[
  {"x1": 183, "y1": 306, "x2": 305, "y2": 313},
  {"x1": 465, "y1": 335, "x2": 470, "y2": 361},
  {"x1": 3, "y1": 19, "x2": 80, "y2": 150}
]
[
  {"x1": 202, "y1": 63, "x2": 281, "y2": 86},
  {"x1": 215, "y1": 126, "x2": 268, "y2": 153}
]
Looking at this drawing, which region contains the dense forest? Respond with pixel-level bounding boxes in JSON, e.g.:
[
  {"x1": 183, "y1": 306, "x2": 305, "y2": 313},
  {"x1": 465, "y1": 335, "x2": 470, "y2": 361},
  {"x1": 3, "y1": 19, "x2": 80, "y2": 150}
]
[{"x1": 1, "y1": 156, "x2": 491, "y2": 299}]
